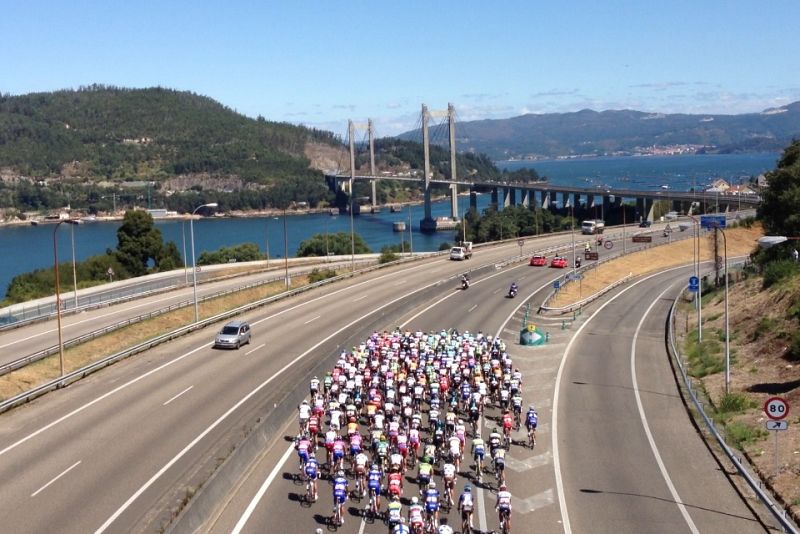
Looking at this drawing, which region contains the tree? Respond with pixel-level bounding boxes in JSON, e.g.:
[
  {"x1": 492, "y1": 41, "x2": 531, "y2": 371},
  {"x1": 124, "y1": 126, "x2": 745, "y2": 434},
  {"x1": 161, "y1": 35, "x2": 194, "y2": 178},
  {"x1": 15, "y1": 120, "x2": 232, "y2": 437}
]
[
  {"x1": 758, "y1": 140, "x2": 800, "y2": 237},
  {"x1": 114, "y1": 210, "x2": 174, "y2": 276},
  {"x1": 296, "y1": 232, "x2": 371, "y2": 257}
]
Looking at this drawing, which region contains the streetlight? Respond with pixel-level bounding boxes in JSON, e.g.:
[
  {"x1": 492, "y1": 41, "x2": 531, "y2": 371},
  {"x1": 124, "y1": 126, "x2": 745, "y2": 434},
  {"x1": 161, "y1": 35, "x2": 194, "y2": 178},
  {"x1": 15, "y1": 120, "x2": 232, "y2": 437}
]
[
  {"x1": 283, "y1": 208, "x2": 290, "y2": 287},
  {"x1": 190, "y1": 202, "x2": 218, "y2": 323},
  {"x1": 69, "y1": 222, "x2": 79, "y2": 309},
  {"x1": 717, "y1": 226, "x2": 730, "y2": 395},
  {"x1": 349, "y1": 186, "x2": 356, "y2": 272},
  {"x1": 688, "y1": 215, "x2": 702, "y2": 342},
  {"x1": 53, "y1": 219, "x2": 79, "y2": 377}
]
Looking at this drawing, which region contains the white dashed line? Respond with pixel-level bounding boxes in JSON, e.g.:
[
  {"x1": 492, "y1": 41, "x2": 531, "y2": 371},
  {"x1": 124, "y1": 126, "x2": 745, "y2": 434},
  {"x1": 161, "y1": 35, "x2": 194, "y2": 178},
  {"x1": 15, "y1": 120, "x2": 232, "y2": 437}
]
[
  {"x1": 31, "y1": 461, "x2": 81, "y2": 497},
  {"x1": 163, "y1": 386, "x2": 194, "y2": 406}
]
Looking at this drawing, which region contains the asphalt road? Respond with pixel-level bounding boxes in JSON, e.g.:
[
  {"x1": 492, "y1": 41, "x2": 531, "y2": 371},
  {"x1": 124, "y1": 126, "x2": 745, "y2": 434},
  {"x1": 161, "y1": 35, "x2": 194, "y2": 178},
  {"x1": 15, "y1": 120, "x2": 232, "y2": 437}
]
[{"x1": 0, "y1": 223, "x2": 734, "y2": 533}]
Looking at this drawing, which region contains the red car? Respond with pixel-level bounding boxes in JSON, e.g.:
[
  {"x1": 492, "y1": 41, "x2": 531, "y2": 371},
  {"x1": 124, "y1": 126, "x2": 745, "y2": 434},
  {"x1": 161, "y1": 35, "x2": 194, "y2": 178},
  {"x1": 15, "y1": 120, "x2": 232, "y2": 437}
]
[
  {"x1": 529, "y1": 255, "x2": 547, "y2": 266},
  {"x1": 550, "y1": 256, "x2": 568, "y2": 268}
]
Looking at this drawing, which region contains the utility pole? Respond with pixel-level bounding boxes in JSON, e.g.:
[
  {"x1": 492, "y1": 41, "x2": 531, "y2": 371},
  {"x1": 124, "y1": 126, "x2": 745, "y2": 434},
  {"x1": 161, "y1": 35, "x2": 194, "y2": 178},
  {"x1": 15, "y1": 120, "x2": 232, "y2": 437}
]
[
  {"x1": 422, "y1": 104, "x2": 432, "y2": 226},
  {"x1": 368, "y1": 119, "x2": 376, "y2": 208},
  {"x1": 348, "y1": 120, "x2": 356, "y2": 271}
]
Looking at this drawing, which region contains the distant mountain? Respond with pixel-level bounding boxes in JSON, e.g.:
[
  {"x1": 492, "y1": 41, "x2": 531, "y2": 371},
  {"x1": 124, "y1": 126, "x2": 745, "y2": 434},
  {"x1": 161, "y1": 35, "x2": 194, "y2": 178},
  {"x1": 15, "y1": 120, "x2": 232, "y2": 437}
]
[{"x1": 400, "y1": 102, "x2": 800, "y2": 160}]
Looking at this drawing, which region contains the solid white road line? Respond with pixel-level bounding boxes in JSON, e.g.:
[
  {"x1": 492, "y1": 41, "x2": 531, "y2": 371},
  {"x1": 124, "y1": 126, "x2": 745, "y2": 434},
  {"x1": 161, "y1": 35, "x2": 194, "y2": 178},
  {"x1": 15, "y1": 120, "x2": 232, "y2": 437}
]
[
  {"x1": 31, "y1": 460, "x2": 81, "y2": 497},
  {"x1": 230, "y1": 445, "x2": 294, "y2": 534},
  {"x1": 552, "y1": 265, "x2": 690, "y2": 534},
  {"x1": 631, "y1": 283, "x2": 700, "y2": 533},
  {"x1": 245, "y1": 343, "x2": 265, "y2": 356},
  {"x1": 303, "y1": 315, "x2": 321, "y2": 325},
  {"x1": 163, "y1": 386, "x2": 193, "y2": 406}
]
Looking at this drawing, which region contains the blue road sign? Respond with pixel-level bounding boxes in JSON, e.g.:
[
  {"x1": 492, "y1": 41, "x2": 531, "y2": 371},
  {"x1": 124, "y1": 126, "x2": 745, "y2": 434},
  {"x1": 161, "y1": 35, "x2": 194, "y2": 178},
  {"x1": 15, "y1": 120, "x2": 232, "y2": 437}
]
[
  {"x1": 700, "y1": 215, "x2": 726, "y2": 229},
  {"x1": 553, "y1": 280, "x2": 561, "y2": 290},
  {"x1": 688, "y1": 275, "x2": 699, "y2": 293}
]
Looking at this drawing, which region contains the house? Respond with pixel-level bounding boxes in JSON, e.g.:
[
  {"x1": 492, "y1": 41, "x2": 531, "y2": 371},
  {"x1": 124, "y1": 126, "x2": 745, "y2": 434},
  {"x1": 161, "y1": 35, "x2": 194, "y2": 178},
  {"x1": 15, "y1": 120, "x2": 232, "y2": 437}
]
[
  {"x1": 727, "y1": 184, "x2": 756, "y2": 195},
  {"x1": 705, "y1": 178, "x2": 730, "y2": 193}
]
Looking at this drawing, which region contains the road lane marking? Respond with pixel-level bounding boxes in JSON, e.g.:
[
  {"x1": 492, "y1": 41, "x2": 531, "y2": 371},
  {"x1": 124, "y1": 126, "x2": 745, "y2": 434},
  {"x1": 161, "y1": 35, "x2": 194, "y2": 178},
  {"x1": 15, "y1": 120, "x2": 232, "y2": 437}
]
[
  {"x1": 468, "y1": 304, "x2": 478, "y2": 312},
  {"x1": 394, "y1": 279, "x2": 407, "y2": 286},
  {"x1": 303, "y1": 315, "x2": 321, "y2": 324},
  {"x1": 511, "y1": 488, "x2": 555, "y2": 514},
  {"x1": 231, "y1": 445, "x2": 294, "y2": 534},
  {"x1": 31, "y1": 460, "x2": 81, "y2": 497},
  {"x1": 245, "y1": 343, "x2": 265, "y2": 355},
  {"x1": 163, "y1": 386, "x2": 193, "y2": 406},
  {"x1": 631, "y1": 283, "x2": 700, "y2": 533},
  {"x1": 98, "y1": 266, "x2": 457, "y2": 533},
  {"x1": 552, "y1": 264, "x2": 691, "y2": 534},
  {"x1": 353, "y1": 294, "x2": 368, "y2": 301}
]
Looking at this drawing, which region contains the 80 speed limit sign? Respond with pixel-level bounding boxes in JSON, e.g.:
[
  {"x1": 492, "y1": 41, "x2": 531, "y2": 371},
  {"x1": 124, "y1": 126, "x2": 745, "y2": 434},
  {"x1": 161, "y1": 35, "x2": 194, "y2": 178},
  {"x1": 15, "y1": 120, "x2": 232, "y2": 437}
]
[{"x1": 764, "y1": 397, "x2": 789, "y2": 420}]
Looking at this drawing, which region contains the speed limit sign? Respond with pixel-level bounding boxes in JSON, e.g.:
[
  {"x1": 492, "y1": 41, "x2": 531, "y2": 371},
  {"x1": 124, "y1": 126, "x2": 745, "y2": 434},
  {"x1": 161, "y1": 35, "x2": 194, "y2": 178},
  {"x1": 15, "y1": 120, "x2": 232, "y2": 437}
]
[{"x1": 764, "y1": 397, "x2": 789, "y2": 420}]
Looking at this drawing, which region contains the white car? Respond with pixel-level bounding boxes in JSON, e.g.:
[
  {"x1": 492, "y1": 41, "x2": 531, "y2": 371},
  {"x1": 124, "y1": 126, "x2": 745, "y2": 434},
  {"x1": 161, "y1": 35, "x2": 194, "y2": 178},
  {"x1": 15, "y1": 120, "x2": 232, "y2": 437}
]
[{"x1": 449, "y1": 247, "x2": 466, "y2": 260}]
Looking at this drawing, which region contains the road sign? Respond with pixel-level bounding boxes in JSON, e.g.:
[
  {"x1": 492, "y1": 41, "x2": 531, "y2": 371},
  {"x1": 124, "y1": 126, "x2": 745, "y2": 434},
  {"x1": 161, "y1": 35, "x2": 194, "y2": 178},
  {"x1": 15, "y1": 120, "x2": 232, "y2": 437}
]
[
  {"x1": 688, "y1": 275, "x2": 699, "y2": 293},
  {"x1": 764, "y1": 397, "x2": 789, "y2": 420},
  {"x1": 664, "y1": 224, "x2": 672, "y2": 234},
  {"x1": 766, "y1": 420, "x2": 788, "y2": 431},
  {"x1": 553, "y1": 280, "x2": 561, "y2": 290},
  {"x1": 700, "y1": 215, "x2": 726, "y2": 229},
  {"x1": 567, "y1": 273, "x2": 583, "y2": 281},
  {"x1": 603, "y1": 240, "x2": 613, "y2": 250},
  {"x1": 632, "y1": 235, "x2": 652, "y2": 243},
  {"x1": 517, "y1": 239, "x2": 525, "y2": 247},
  {"x1": 584, "y1": 251, "x2": 599, "y2": 261}
]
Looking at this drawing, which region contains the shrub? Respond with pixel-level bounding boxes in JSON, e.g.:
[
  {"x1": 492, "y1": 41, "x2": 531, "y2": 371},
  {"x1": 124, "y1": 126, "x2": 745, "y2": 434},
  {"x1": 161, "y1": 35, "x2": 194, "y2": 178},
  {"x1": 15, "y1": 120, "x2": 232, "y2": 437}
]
[
  {"x1": 718, "y1": 392, "x2": 755, "y2": 414},
  {"x1": 725, "y1": 421, "x2": 767, "y2": 449},
  {"x1": 438, "y1": 242, "x2": 452, "y2": 251},
  {"x1": 308, "y1": 268, "x2": 337, "y2": 283},
  {"x1": 379, "y1": 246, "x2": 399, "y2": 264},
  {"x1": 762, "y1": 260, "x2": 800, "y2": 288}
]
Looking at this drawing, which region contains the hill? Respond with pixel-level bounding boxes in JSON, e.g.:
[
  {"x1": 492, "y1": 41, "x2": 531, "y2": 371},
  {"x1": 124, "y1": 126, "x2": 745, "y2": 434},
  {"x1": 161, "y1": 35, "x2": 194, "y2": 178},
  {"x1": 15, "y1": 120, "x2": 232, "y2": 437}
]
[
  {"x1": 0, "y1": 85, "x2": 341, "y2": 184},
  {"x1": 400, "y1": 102, "x2": 800, "y2": 160}
]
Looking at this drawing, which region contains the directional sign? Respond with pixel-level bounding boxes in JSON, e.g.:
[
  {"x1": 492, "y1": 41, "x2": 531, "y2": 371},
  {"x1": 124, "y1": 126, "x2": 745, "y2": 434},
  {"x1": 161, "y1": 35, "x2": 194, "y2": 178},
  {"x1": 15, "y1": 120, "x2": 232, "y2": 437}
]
[
  {"x1": 553, "y1": 280, "x2": 561, "y2": 290},
  {"x1": 688, "y1": 275, "x2": 699, "y2": 293},
  {"x1": 764, "y1": 397, "x2": 789, "y2": 420},
  {"x1": 567, "y1": 273, "x2": 583, "y2": 281},
  {"x1": 766, "y1": 420, "x2": 788, "y2": 431},
  {"x1": 700, "y1": 215, "x2": 726, "y2": 229},
  {"x1": 632, "y1": 235, "x2": 652, "y2": 243}
]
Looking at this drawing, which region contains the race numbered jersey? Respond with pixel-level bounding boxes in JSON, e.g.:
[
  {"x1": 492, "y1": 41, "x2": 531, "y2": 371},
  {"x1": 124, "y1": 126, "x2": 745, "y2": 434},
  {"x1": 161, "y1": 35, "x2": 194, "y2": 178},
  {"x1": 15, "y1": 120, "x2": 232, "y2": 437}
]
[
  {"x1": 443, "y1": 464, "x2": 456, "y2": 478},
  {"x1": 497, "y1": 490, "x2": 512, "y2": 509},
  {"x1": 305, "y1": 461, "x2": 318, "y2": 478},
  {"x1": 460, "y1": 493, "x2": 473, "y2": 511}
]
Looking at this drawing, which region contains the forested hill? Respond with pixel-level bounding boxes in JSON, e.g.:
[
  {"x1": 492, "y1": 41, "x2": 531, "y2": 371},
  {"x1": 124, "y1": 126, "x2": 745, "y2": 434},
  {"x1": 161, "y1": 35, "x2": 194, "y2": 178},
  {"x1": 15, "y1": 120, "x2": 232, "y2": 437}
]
[
  {"x1": 401, "y1": 101, "x2": 800, "y2": 160},
  {"x1": 0, "y1": 85, "x2": 338, "y2": 185}
]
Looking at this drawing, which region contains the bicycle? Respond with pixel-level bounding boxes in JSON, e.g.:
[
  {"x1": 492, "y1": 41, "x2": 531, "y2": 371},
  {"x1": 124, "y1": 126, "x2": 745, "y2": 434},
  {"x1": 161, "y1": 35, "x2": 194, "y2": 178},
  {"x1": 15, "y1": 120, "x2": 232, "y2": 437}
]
[
  {"x1": 367, "y1": 488, "x2": 379, "y2": 520},
  {"x1": 495, "y1": 462, "x2": 505, "y2": 487},
  {"x1": 499, "y1": 507, "x2": 511, "y2": 534},
  {"x1": 527, "y1": 426, "x2": 536, "y2": 449},
  {"x1": 513, "y1": 410, "x2": 521, "y2": 431},
  {"x1": 305, "y1": 479, "x2": 317, "y2": 503},
  {"x1": 461, "y1": 510, "x2": 473, "y2": 534},
  {"x1": 332, "y1": 500, "x2": 344, "y2": 527}
]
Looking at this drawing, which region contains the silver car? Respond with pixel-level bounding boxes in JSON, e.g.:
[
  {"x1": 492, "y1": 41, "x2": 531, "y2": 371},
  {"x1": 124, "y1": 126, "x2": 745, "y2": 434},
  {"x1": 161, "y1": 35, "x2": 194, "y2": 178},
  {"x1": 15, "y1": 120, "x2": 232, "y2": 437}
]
[{"x1": 214, "y1": 320, "x2": 251, "y2": 349}]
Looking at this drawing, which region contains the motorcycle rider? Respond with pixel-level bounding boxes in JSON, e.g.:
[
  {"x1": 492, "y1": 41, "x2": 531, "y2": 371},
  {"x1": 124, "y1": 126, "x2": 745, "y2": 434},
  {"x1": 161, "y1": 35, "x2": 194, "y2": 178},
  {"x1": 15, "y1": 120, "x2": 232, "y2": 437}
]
[
  {"x1": 461, "y1": 273, "x2": 470, "y2": 289},
  {"x1": 508, "y1": 282, "x2": 518, "y2": 297}
]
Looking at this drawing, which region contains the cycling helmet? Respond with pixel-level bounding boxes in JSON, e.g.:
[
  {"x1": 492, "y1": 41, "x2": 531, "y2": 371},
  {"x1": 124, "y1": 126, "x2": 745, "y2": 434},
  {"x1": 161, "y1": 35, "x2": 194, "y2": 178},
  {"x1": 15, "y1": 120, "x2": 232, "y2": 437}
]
[
  {"x1": 411, "y1": 496, "x2": 418, "y2": 504},
  {"x1": 301, "y1": 400, "x2": 308, "y2": 404},
  {"x1": 428, "y1": 481, "x2": 436, "y2": 489},
  {"x1": 464, "y1": 484, "x2": 472, "y2": 492},
  {"x1": 393, "y1": 494, "x2": 400, "y2": 501},
  {"x1": 338, "y1": 470, "x2": 345, "y2": 477},
  {"x1": 499, "y1": 483, "x2": 507, "y2": 490}
]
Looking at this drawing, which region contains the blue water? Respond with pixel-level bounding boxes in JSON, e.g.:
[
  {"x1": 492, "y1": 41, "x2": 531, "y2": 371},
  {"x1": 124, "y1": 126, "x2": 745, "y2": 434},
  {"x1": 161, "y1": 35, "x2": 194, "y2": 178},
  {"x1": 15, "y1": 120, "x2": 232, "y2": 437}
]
[{"x1": 0, "y1": 152, "x2": 779, "y2": 299}]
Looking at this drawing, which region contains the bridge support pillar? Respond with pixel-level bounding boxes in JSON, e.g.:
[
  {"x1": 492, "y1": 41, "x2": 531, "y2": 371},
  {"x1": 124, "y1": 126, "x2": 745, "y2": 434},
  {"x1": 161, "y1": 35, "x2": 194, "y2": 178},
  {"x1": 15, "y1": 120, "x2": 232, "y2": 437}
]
[
  {"x1": 507, "y1": 188, "x2": 517, "y2": 207},
  {"x1": 491, "y1": 188, "x2": 499, "y2": 207},
  {"x1": 450, "y1": 183, "x2": 459, "y2": 219},
  {"x1": 603, "y1": 195, "x2": 611, "y2": 220},
  {"x1": 573, "y1": 193, "x2": 582, "y2": 210},
  {"x1": 470, "y1": 191, "x2": 478, "y2": 212},
  {"x1": 371, "y1": 180, "x2": 377, "y2": 208},
  {"x1": 521, "y1": 189, "x2": 530, "y2": 208},
  {"x1": 540, "y1": 191, "x2": 550, "y2": 210},
  {"x1": 561, "y1": 192, "x2": 571, "y2": 209}
]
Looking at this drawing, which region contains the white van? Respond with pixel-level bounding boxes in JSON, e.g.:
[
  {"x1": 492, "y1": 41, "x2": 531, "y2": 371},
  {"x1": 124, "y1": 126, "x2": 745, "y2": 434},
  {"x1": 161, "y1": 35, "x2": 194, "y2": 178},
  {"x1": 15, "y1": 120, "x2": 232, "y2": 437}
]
[{"x1": 450, "y1": 247, "x2": 467, "y2": 260}]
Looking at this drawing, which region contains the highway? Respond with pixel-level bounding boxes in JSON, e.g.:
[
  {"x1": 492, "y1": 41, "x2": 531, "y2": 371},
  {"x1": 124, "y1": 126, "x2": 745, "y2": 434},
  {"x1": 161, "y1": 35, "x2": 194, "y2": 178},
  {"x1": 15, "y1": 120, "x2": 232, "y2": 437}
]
[{"x1": 0, "y1": 221, "x2": 772, "y2": 533}]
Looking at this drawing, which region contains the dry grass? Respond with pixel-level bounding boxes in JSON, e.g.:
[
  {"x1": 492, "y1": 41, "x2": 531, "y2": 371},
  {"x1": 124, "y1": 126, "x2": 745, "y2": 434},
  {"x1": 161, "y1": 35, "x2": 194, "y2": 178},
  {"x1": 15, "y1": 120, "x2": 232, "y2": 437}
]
[
  {"x1": 0, "y1": 275, "x2": 313, "y2": 401},
  {"x1": 549, "y1": 225, "x2": 764, "y2": 308}
]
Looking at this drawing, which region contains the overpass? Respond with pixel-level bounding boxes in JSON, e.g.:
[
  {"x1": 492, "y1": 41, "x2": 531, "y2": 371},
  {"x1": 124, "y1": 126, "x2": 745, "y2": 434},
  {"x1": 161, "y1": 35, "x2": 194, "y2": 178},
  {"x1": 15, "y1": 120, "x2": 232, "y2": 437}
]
[{"x1": 332, "y1": 104, "x2": 761, "y2": 232}]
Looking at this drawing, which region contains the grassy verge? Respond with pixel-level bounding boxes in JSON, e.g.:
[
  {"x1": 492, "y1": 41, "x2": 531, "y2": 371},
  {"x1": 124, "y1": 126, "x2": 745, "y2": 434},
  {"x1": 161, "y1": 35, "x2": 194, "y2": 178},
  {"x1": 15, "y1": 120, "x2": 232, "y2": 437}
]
[{"x1": 0, "y1": 274, "x2": 317, "y2": 401}]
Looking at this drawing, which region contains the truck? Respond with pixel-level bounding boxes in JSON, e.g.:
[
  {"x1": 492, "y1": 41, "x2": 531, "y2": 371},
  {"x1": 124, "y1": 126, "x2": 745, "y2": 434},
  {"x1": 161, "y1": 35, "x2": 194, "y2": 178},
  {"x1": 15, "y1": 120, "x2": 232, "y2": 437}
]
[{"x1": 581, "y1": 220, "x2": 605, "y2": 235}]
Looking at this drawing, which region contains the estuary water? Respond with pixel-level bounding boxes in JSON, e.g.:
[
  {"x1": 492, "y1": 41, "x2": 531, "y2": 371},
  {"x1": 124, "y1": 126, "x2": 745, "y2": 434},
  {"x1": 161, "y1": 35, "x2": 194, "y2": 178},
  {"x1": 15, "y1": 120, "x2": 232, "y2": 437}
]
[{"x1": 0, "y1": 152, "x2": 779, "y2": 298}]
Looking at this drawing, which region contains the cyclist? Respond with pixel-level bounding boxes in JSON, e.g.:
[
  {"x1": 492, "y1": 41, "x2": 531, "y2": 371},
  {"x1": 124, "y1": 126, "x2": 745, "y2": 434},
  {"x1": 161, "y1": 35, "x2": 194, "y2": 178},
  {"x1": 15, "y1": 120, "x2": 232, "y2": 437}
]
[
  {"x1": 511, "y1": 393, "x2": 523, "y2": 429},
  {"x1": 309, "y1": 376, "x2": 320, "y2": 400},
  {"x1": 471, "y1": 435, "x2": 485, "y2": 476},
  {"x1": 295, "y1": 433, "x2": 311, "y2": 471},
  {"x1": 408, "y1": 496, "x2": 424, "y2": 533},
  {"x1": 437, "y1": 525, "x2": 454, "y2": 534},
  {"x1": 488, "y1": 428, "x2": 502, "y2": 455},
  {"x1": 304, "y1": 453, "x2": 319, "y2": 502},
  {"x1": 387, "y1": 494, "x2": 403, "y2": 530},
  {"x1": 493, "y1": 446, "x2": 506, "y2": 485},
  {"x1": 353, "y1": 450, "x2": 369, "y2": 496},
  {"x1": 495, "y1": 483, "x2": 512, "y2": 532},
  {"x1": 423, "y1": 481, "x2": 440, "y2": 530},
  {"x1": 458, "y1": 484, "x2": 474, "y2": 532},
  {"x1": 525, "y1": 405, "x2": 538, "y2": 448},
  {"x1": 441, "y1": 460, "x2": 456, "y2": 506},
  {"x1": 332, "y1": 470, "x2": 348, "y2": 525},
  {"x1": 501, "y1": 409, "x2": 514, "y2": 446},
  {"x1": 417, "y1": 456, "x2": 433, "y2": 494},
  {"x1": 388, "y1": 467, "x2": 404, "y2": 500},
  {"x1": 391, "y1": 517, "x2": 410, "y2": 534},
  {"x1": 367, "y1": 463, "x2": 383, "y2": 513},
  {"x1": 298, "y1": 400, "x2": 311, "y2": 433}
]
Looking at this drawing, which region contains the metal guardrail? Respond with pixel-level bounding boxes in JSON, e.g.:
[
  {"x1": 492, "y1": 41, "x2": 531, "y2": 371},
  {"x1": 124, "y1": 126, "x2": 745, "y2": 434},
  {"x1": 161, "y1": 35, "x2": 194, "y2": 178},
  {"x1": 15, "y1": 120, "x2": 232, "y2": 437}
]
[
  {"x1": 667, "y1": 282, "x2": 798, "y2": 533},
  {"x1": 0, "y1": 260, "x2": 381, "y2": 378}
]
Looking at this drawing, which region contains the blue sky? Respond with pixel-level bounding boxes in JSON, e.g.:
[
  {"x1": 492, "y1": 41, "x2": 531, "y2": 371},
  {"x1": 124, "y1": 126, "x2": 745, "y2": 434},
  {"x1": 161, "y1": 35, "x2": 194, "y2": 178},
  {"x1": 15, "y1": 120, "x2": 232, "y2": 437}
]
[{"x1": 2, "y1": 0, "x2": 798, "y2": 136}]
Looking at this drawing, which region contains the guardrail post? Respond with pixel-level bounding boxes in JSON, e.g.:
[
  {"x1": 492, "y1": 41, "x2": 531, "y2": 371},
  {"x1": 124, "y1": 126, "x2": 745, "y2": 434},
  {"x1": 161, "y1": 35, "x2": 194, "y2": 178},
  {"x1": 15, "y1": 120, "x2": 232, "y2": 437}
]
[{"x1": 561, "y1": 320, "x2": 566, "y2": 330}]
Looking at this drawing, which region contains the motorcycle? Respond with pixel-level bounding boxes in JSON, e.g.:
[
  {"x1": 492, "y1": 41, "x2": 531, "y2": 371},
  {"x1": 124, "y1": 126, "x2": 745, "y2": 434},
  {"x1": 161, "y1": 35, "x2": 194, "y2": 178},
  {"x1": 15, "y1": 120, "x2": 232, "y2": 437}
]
[
  {"x1": 461, "y1": 278, "x2": 470, "y2": 290},
  {"x1": 508, "y1": 286, "x2": 517, "y2": 298}
]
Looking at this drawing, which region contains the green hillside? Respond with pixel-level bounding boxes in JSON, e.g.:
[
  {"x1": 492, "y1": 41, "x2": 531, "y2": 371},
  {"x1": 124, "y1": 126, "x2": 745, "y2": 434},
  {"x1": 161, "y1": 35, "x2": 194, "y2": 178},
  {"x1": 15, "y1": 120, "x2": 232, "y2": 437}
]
[{"x1": 0, "y1": 85, "x2": 340, "y2": 183}]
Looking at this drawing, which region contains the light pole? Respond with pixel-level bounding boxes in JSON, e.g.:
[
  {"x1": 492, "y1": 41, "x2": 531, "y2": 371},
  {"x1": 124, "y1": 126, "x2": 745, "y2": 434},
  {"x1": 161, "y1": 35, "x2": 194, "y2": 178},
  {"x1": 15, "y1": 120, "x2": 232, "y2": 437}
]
[
  {"x1": 70, "y1": 222, "x2": 79, "y2": 309},
  {"x1": 53, "y1": 219, "x2": 78, "y2": 377},
  {"x1": 689, "y1": 215, "x2": 702, "y2": 342},
  {"x1": 283, "y1": 208, "x2": 290, "y2": 288},
  {"x1": 181, "y1": 221, "x2": 188, "y2": 285},
  {"x1": 190, "y1": 202, "x2": 218, "y2": 323},
  {"x1": 718, "y1": 226, "x2": 730, "y2": 395},
  {"x1": 408, "y1": 203, "x2": 413, "y2": 256},
  {"x1": 349, "y1": 188, "x2": 356, "y2": 272}
]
